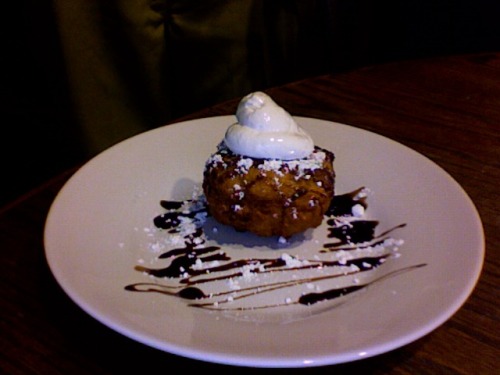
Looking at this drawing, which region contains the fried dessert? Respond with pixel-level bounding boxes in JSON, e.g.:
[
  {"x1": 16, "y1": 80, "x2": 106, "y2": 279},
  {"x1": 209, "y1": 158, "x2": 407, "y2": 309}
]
[{"x1": 203, "y1": 92, "x2": 335, "y2": 237}]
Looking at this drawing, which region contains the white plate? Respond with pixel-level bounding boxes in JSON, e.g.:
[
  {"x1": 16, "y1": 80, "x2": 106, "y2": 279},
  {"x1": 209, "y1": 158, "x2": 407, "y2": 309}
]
[{"x1": 44, "y1": 116, "x2": 484, "y2": 368}]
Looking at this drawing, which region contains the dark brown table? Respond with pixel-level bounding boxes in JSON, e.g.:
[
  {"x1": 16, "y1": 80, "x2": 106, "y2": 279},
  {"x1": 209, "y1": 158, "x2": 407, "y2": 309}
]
[{"x1": 1, "y1": 53, "x2": 498, "y2": 374}]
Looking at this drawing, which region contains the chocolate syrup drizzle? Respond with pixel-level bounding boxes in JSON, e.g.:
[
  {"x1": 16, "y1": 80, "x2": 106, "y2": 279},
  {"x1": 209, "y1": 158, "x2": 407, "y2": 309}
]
[{"x1": 125, "y1": 188, "x2": 425, "y2": 310}]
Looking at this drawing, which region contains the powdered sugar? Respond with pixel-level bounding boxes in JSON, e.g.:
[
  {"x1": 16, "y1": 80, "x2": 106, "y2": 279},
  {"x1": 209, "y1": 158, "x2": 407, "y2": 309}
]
[{"x1": 127, "y1": 187, "x2": 412, "y2": 314}]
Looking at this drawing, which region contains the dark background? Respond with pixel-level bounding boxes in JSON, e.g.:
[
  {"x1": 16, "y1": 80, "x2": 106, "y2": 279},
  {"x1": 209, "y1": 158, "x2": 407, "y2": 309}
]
[{"x1": 1, "y1": 0, "x2": 499, "y2": 208}]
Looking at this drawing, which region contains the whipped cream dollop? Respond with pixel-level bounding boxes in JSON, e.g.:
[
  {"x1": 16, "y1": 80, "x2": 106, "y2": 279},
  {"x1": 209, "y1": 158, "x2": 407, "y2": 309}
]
[{"x1": 224, "y1": 91, "x2": 314, "y2": 160}]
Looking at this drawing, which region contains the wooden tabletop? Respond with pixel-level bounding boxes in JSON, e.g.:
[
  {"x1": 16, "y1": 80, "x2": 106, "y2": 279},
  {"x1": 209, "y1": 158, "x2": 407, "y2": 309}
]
[{"x1": 1, "y1": 53, "x2": 498, "y2": 374}]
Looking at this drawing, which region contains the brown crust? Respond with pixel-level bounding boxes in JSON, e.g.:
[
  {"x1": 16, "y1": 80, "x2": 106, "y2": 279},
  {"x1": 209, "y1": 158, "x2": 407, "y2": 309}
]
[{"x1": 203, "y1": 144, "x2": 335, "y2": 237}]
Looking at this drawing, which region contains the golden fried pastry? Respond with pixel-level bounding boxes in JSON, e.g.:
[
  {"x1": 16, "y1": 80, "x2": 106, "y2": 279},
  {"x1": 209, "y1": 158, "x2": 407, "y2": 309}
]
[{"x1": 203, "y1": 143, "x2": 335, "y2": 237}]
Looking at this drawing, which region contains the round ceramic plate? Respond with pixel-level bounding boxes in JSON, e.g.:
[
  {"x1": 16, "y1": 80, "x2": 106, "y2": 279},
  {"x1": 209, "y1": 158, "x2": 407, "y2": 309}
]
[{"x1": 44, "y1": 116, "x2": 484, "y2": 367}]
